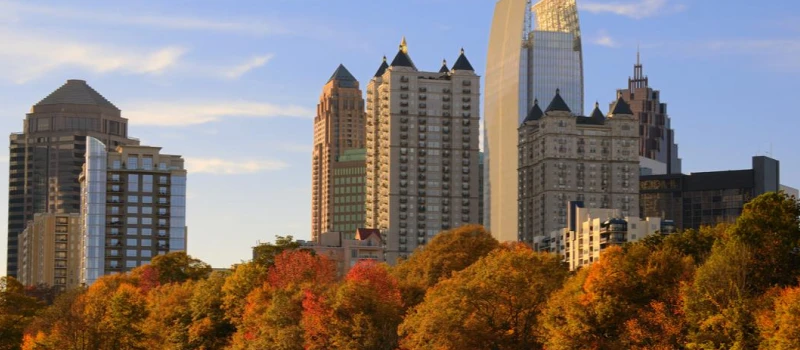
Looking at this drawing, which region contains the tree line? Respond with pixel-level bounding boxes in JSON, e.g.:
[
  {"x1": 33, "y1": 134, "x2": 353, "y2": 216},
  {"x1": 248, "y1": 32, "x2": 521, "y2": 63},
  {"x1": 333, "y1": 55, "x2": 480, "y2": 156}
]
[{"x1": 1, "y1": 191, "x2": 799, "y2": 349}]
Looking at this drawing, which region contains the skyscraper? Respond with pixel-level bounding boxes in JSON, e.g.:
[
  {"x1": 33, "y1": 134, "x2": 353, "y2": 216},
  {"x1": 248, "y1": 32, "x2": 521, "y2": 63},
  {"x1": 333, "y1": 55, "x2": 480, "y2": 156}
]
[
  {"x1": 517, "y1": 92, "x2": 639, "y2": 244},
  {"x1": 80, "y1": 138, "x2": 187, "y2": 286},
  {"x1": 615, "y1": 53, "x2": 681, "y2": 174},
  {"x1": 485, "y1": 0, "x2": 584, "y2": 240},
  {"x1": 311, "y1": 65, "x2": 366, "y2": 242},
  {"x1": 7, "y1": 80, "x2": 139, "y2": 277},
  {"x1": 365, "y1": 39, "x2": 482, "y2": 264}
]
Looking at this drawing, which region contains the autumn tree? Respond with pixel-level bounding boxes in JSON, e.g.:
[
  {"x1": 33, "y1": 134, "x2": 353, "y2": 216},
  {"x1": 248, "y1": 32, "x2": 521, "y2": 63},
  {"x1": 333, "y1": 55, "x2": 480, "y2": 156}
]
[
  {"x1": 756, "y1": 286, "x2": 800, "y2": 348},
  {"x1": 0, "y1": 277, "x2": 43, "y2": 350},
  {"x1": 392, "y1": 224, "x2": 499, "y2": 309},
  {"x1": 229, "y1": 250, "x2": 336, "y2": 349},
  {"x1": 729, "y1": 191, "x2": 800, "y2": 293},
  {"x1": 221, "y1": 262, "x2": 268, "y2": 326},
  {"x1": 22, "y1": 288, "x2": 88, "y2": 350},
  {"x1": 141, "y1": 281, "x2": 196, "y2": 348},
  {"x1": 540, "y1": 244, "x2": 695, "y2": 349},
  {"x1": 399, "y1": 244, "x2": 567, "y2": 350},
  {"x1": 682, "y1": 240, "x2": 758, "y2": 349},
  {"x1": 147, "y1": 252, "x2": 212, "y2": 285},
  {"x1": 303, "y1": 261, "x2": 403, "y2": 350},
  {"x1": 252, "y1": 235, "x2": 309, "y2": 268},
  {"x1": 188, "y1": 271, "x2": 235, "y2": 349}
]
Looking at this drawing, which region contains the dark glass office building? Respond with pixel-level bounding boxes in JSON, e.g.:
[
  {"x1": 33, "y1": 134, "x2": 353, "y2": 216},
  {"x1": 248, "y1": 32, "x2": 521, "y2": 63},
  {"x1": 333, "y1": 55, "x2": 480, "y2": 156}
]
[{"x1": 639, "y1": 156, "x2": 779, "y2": 231}]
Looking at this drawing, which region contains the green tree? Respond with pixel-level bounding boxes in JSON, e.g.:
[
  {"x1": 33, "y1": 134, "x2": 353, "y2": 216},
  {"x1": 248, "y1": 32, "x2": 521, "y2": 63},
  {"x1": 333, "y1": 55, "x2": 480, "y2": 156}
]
[
  {"x1": 252, "y1": 235, "x2": 308, "y2": 268},
  {"x1": 683, "y1": 240, "x2": 757, "y2": 349},
  {"x1": 399, "y1": 244, "x2": 567, "y2": 350},
  {"x1": 221, "y1": 262, "x2": 268, "y2": 326},
  {"x1": 392, "y1": 224, "x2": 499, "y2": 309},
  {"x1": 0, "y1": 277, "x2": 43, "y2": 350},
  {"x1": 148, "y1": 252, "x2": 212, "y2": 285}
]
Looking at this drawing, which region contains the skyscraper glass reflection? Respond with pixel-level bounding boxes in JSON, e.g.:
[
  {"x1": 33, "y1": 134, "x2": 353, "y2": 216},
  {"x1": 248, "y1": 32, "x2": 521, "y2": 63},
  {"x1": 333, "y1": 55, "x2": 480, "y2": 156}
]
[{"x1": 484, "y1": 0, "x2": 584, "y2": 241}]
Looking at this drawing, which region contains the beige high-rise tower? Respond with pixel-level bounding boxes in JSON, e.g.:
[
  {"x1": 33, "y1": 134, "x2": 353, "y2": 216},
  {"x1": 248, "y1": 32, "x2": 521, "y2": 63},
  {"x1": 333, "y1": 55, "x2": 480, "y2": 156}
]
[
  {"x1": 311, "y1": 65, "x2": 366, "y2": 241},
  {"x1": 365, "y1": 39, "x2": 482, "y2": 264},
  {"x1": 517, "y1": 92, "x2": 640, "y2": 244}
]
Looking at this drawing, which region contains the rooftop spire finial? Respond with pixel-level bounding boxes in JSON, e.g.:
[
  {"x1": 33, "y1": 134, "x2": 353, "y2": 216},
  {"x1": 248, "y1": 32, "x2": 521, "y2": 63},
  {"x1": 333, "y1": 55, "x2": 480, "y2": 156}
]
[
  {"x1": 636, "y1": 43, "x2": 640, "y2": 65},
  {"x1": 400, "y1": 36, "x2": 408, "y2": 54},
  {"x1": 443, "y1": 58, "x2": 447, "y2": 65},
  {"x1": 460, "y1": 47, "x2": 465, "y2": 54},
  {"x1": 382, "y1": 55, "x2": 387, "y2": 62},
  {"x1": 595, "y1": 101, "x2": 599, "y2": 108}
]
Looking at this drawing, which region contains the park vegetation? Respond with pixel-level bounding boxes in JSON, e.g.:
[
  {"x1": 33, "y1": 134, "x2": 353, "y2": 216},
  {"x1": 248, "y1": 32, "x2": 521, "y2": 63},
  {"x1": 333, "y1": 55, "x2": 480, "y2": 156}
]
[{"x1": 1, "y1": 192, "x2": 799, "y2": 349}]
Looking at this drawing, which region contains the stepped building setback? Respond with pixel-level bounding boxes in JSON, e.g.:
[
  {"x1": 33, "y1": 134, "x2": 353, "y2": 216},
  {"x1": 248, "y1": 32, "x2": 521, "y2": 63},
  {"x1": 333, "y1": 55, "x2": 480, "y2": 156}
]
[
  {"x1": 311, "y1": 65, "x2": 366, "y2": 242},
  {"x1": 365, "y1": 38, "x2": 482, "y2": 264},
  {"x1": 7, "y1": 80, "x2": 139, "y2": 277}
]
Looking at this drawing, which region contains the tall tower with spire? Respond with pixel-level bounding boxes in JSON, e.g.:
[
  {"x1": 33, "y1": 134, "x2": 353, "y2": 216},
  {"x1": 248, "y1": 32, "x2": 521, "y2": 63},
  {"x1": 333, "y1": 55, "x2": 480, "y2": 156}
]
[
  {"x1": 365, "y1": 38, "x2": 482, "y2": 264},
  {"x1": 311, "y1": 64, "x2": 367, "y2": 241},
  {"x1": 7, "y1": 80, "x2": 139, "y2": 277},
  {"x1": 614, "y1": 51, "x2": 681, "y2": 174}
]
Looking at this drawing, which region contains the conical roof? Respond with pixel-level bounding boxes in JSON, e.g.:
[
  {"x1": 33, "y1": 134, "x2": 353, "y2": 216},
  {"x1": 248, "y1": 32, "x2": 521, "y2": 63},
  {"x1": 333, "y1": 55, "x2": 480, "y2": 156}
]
[
  {"x1": 36, "y1": 79, "x2": 118, "y2": 110},
  {"x1": 390, "y1": 37, "x2": 416, "y2": 69},
  {"x1": 451, "y1": 48, "x2": 474, "y2": 71},
  {"x1": 523, "y1": 99, "x2": 544, "y2": 123},
  {"x1": 439, "y1": 59, "x2": 449, "y2": 73},
  {"x1": 590, "y1": 101, "x2": 605, "y2": 120},
  {"x1": 609, "y1": 96, "x2": 634, "y2": 116},
  {"x1": 328, "y1": 64, "x2": 356, "y2": 83},
  {"x1": 545, "y1": 89, "x2": 571, "y2": 113},
  {"x1": 373, "y1": 56, "x2": 389, "y2": 77}
]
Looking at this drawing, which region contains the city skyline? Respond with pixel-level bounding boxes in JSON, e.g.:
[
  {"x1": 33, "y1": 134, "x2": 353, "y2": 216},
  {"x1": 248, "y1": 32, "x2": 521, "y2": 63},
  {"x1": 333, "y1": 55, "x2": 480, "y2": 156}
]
[{"x1": 1, "y1": 0, "x2": 799, "y2": 273}]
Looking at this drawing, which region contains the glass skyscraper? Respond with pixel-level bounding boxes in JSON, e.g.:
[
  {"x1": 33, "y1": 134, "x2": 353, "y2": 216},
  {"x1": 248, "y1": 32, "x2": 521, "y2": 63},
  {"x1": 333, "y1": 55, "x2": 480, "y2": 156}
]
[{"x1": 484, "y1": 0, "x2": 584, "y2": 241}]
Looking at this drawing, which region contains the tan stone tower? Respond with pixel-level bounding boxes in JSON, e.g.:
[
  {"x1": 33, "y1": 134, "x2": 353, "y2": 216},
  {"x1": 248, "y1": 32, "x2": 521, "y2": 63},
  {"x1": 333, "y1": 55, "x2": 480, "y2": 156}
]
[
  {"x1": 7, "y1": 80, "x2": 139, "y2": 277},
  {"x1": 311, "y1": 65, "x2": 366, "y2": 241},
  {"x1": 365, "y1": 39, "x2": 482, "y2": 264},
  {"x1": 518, "y1": 91, "x2": 640, "y2": 244}
]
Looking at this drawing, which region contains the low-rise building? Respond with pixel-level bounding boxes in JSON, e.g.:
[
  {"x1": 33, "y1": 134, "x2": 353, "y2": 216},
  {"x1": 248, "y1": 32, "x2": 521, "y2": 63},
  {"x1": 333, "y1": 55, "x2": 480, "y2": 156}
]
[
  {"x1": 17, "y1": 213, "x2": 82, "y2": 291},
  {"x1": 535, "y1": 201, "x2": 675, "y2": 270},
  {"x1": 303, "y1": 228, "x2": 385, "y2": 277}
]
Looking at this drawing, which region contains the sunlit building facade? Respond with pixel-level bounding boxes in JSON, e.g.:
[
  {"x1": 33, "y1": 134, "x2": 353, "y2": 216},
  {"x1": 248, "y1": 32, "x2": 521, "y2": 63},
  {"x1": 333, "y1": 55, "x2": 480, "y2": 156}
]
[
  {"x1": 80, "y1": 138, "x2": 187, "y2": 286},
  {"x1": 485, "y1": 0, "x2": 584, "y2": 241}
]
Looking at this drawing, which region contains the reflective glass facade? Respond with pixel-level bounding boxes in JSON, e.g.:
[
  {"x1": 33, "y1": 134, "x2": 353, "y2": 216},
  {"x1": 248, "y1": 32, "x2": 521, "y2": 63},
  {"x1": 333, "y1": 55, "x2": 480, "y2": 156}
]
[
  {"x1": 81, "y1": 137, "x2": 107, "y2": 285},
  {"x1": 525, "y1": 31, "x2": 583, "y2": 117}
]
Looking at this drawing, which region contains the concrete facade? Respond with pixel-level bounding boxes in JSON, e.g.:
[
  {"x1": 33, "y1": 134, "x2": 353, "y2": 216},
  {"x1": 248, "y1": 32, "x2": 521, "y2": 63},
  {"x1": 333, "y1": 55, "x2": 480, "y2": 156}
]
[
  {"x1": 17, "y1": 213, "x2": 82, "y2": 291},
  {"x1": 311, "y1": 66, "x2": 366, "y2": 241},
  {"x1": 534, "y1": 201, "x2": 675, "y2": 270},
  {"x1": 331, "y1": 149, "x2": 366, "y2": 233},
  {"x1": 365, "y1": 39, "x2": 482, "y2": 264},
  {"x1": 518, "y1": 95, "x2": 640, "y2": 245},
  {"x1": 79, "y1": 138, "x2": 187, "y2": 285},
  {"x1": 7, "y1": 79, "x2": 139, "y2": 277}
]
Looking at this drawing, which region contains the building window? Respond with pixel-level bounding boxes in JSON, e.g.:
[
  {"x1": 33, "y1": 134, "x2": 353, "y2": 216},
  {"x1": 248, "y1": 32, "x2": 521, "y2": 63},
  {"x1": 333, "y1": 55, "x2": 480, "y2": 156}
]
[
  {"x1": 142, "y1": 228, "x2": 152, "y2": 236},
  {"x1": 127, "y1": 217, "x2": 138, "y2": 225},
  {"x1": 126, "y1": 250, "x2": 137, "y2": 257},
  {"x1": 127, "y1": 156, "x2": 138, "y2": 170},
  {"x1": 142, "y1": 157, "x2": 153, "y2": 170},
  {"x1": 142, "y1": 207, "x2": 153, "y2": 214},
  {"x1": 126, "y1": 238, "x2": 138, "y2": 246},
  {"x1": 143, "y1": 196, "x2": 153, "y2": 204},
  {"x1": 142, "y1": 218, "x2": 152, "y2": 225},
  {"x1": 127, "y1": 206, "x2": 138, "y2": 214},
  {"x1": 128, "y1": 195, "x2": 138, "y2": 203},
  {"x1": 126, "y1": 260, "x2": 137, "y2": 268},
  {"x1": 127, "y1": 228, "x2": 137, "y2": 235},
  {"x1": 112, "y1": 160, "x2": 121, "y2": 170},
  {"x1": 141, "y1": 239, "x2": 152, "y2": 246},
  {"x1": 142, "y1": 250, "x2": 152, "y2": 258}
]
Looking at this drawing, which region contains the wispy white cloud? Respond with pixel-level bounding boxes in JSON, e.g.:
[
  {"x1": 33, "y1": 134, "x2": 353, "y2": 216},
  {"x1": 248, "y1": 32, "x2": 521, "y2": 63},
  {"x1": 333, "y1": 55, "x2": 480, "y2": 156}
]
[
  {"x1": 581, "y1": 0, "x2": 685, "y2": 19},
  {"x1": 0, "y1": 29, "x2": 186, "y2": 83},
  {"x1": 223, "y1": 54, "x2": 274, "y2": 79},
  {"x1": 185, "y1": 157, "x2": 289, "y2": 175},
  {"x1": 592, "y1": 30, "x2": 619, "y2": 47},
  {"x1": 0, "y1": 1, "x2": 292, "y2": 36},
  {"x1": 124, "y1": 101, "x2": 314, "y2": 126},
  {"x1": 702, "y1": 39, "x2": 800, "y2": 71}
]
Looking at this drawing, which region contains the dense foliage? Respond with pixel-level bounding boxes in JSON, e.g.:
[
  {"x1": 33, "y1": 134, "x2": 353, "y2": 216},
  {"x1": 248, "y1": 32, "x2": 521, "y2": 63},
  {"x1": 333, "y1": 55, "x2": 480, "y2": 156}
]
[{"x1": 1, "y1": 192, "x2": 798, "y2": 349}]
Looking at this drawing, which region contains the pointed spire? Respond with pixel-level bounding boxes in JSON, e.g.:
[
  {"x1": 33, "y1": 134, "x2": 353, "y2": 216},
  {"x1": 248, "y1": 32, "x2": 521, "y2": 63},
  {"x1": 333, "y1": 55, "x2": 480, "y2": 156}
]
[
  {"x1": 439, "y1": 59, "x2": 449, "y2": 73},
  {"x1": 451, "y1": 47, "x2": 474, "y2": 71},
  {"x1": 327, "y1": 64, "x2": 357, "y2": 84},
  {"x1": 590, "y1": 101, "x2": 605, "y2": 120},
  {"x1": 373, "y1": 56, "x2": 389, "y2": 77},
  {"x1": 545, "y1": 88, "x2": 571, "y2": 113},
  {"x1": 609, "y1": 96, "x2": 634, "y2": 116},
  {"x1": 636, "y1": 43, "x2": 640, "y2": 65},
  {"x1": 390, "y1": 37, "x2": 416, "y2": 69},
  {"x1": 523, "y1": 98, "x2": 544, "y2": 123}
]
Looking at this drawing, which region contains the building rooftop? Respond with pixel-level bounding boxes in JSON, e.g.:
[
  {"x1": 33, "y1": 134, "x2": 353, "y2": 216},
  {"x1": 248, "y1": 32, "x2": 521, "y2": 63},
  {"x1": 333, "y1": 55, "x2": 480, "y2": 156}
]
[
  {"x1": 327, "y1": 64, "x2": 357, "y2": 87},
  {"x1": 390, "y1": 37, "x2": 417, "y2": 70},
  {"x1": 373, "y1": 56, "x2": 389, "y2": 77},
  {"x1": 523, "y1": 99, "x2": 544, "y2": 123},
  {"x1": 609, "y1": 96, "x2": 634, "y2": 116},
  {"x1": 451, "y1": 48, "x2": 474, "y2": 71},
  {"x1": 439, "y1": 59, "x2": 449, "y2": 73},
  {"x1": 545, "y1": 89, "x2": 571, "y2": 113},
  {"x1": 36, "y1": 79, "x2": 119, "y2": 110}
]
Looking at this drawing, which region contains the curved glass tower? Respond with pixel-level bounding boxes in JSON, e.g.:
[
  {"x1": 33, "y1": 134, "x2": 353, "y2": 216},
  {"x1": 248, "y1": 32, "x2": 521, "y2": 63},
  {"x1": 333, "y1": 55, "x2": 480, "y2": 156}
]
[{"x1": 484, "y1": 0, "x2": 583, "y2": 241}]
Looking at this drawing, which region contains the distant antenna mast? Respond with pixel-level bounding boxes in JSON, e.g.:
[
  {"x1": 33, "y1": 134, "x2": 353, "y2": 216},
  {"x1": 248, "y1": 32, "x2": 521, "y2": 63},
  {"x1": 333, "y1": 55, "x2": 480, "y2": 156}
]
[{"x1": 524, "y1": 0, "x2": 534, "y2": 38}]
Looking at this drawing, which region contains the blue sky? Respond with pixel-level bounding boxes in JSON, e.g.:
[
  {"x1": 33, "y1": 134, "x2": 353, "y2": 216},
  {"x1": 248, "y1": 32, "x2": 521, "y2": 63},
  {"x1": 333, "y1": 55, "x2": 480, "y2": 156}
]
[{"x1": 0, "y1": 0, "x2": 798, "y2": 272}]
